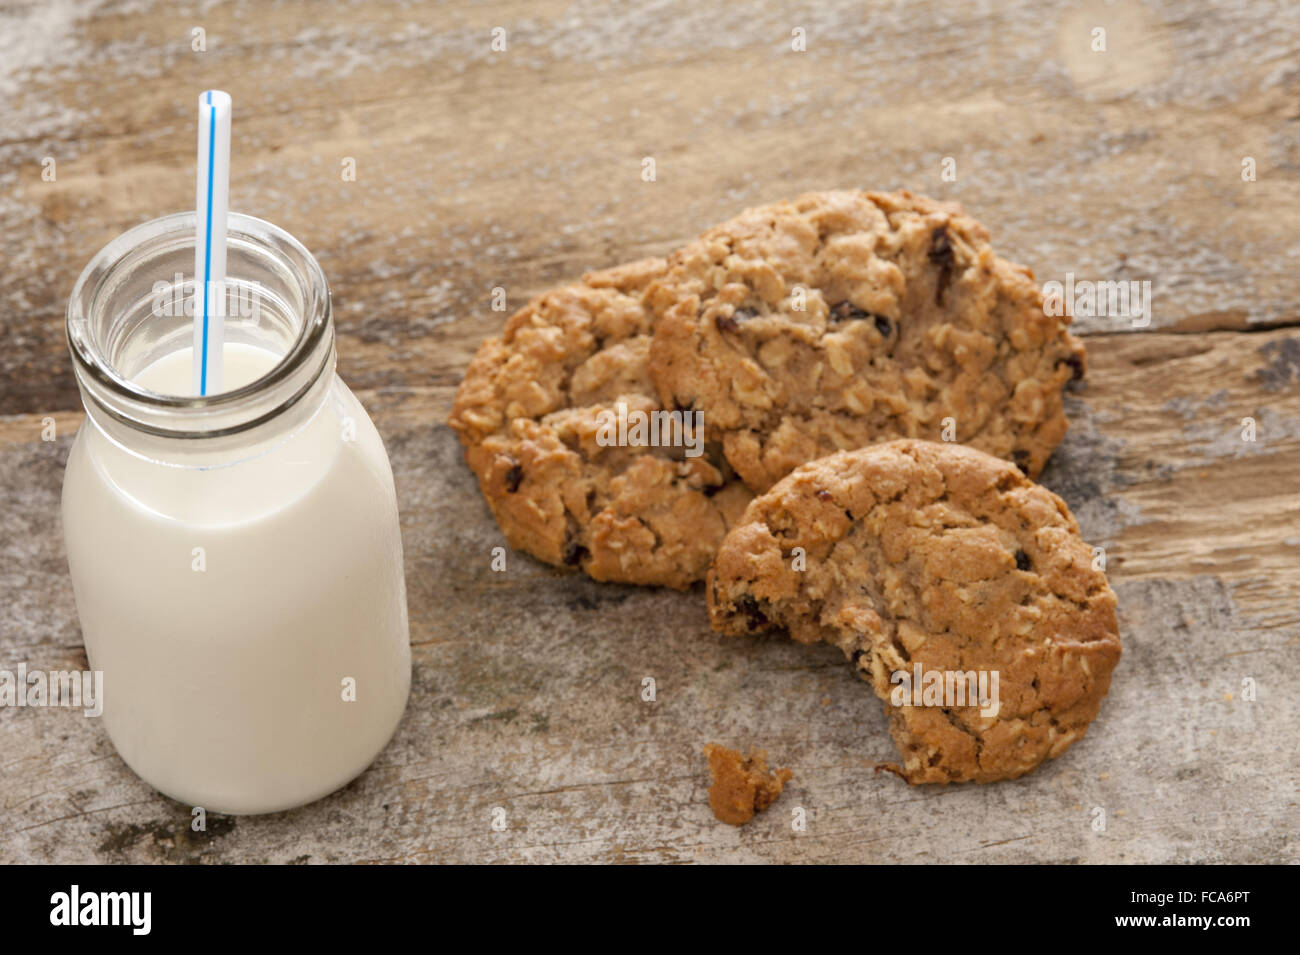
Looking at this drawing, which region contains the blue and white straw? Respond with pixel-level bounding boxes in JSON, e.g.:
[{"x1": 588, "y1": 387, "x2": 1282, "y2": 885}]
[{"x1": 193, "y1": 90, "x2": 232, "y2": 396}]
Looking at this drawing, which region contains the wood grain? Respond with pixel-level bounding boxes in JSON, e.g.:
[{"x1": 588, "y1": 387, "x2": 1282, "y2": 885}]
[{"x1": 1, "y1": 0, "x2": 1297, "y2": 863}]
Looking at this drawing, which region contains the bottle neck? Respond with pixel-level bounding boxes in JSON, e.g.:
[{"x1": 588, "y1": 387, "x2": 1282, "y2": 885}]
[{"x1": 67, "y1": 213, "x2": 335, "y2": 464}]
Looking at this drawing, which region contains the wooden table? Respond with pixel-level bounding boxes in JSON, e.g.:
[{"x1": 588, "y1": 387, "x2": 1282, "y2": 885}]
[{"x1": 2, "y1": 0, "x2": 1297, "y2": 863}]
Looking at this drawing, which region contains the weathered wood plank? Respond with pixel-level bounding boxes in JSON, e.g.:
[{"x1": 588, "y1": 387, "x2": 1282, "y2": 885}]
[{"x1": 3, "y1": 0, "x2": 1300, "y2": 416}]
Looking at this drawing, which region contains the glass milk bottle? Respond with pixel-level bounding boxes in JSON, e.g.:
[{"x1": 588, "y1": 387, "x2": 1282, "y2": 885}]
[{"x1": 62, "y1": 213, "x2": 411, "y2": 815}]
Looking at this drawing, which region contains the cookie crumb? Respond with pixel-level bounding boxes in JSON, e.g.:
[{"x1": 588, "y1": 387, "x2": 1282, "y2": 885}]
[{"x1": 702, "y1": 743, "x2": 793, "y2": 825}]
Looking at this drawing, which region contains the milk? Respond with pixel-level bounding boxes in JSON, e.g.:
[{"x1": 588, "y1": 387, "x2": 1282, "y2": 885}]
[
  {"x1": 61, "y1": 343, "x2": 411, "y2": 814},
  {"x1": 137, "y1": 340, "x2": 278, "y2": 394}
]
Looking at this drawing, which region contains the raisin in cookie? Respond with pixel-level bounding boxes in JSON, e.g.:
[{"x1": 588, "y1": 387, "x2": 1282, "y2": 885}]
[
  {"x1": 648, "y1": 190, "x2": 1085, "y2": 492},
  {"x1": 708, "y1": 439, "x2": 1120, "y2": 783},
  {"x1": 449, "y1": 259, "x2": 752, "y2": 589}
]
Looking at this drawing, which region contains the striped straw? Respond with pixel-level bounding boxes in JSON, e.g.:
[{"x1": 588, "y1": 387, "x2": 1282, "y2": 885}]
[{"x1": 193, "y1": 90, "x2": 232, "y2": 396}]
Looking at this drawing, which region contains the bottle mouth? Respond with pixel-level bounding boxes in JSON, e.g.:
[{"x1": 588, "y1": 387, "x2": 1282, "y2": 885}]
[{"x1": 67, "y1": 212, "x2": 333, "y2": 439}]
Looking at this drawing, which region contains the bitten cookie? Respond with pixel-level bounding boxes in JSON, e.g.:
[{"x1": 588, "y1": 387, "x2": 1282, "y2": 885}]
[
  {"x1": 707, "y1": 440, "x2": 1120, "y2": 783},
  {"x1": 648, "y1": 190, "x2": 1085, "y2": 492},
  {"x1": 449, "y1": 259, "x2": 752, "y2": 589}
]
